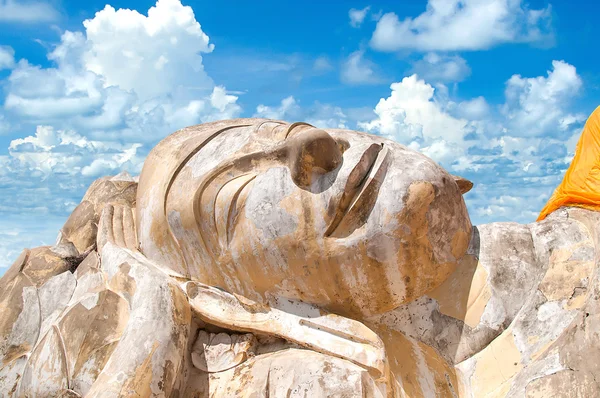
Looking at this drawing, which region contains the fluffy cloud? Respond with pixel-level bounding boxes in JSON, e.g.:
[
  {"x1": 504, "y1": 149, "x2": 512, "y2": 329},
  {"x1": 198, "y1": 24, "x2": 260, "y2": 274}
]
[
  {"x1": 0, "y1": 114, "x2": 10, "y2": 135},
  {"x1": 411, "y1": 53, "x2": 471, "y2": 83},
  {"x1": 349, "y1": 6, "x2": 370, "y2": 28},
  {"x1": 370, "y1": 0, "x2": 553, "y2": 52},
  {"x1": 82, "y1": 0, "x2": 214, "y2": 100},
  {"x1": 502, "y1": 60, "x2": 584, "y2": 137},
  {"x1": 5, "y1": 56, "x2": 106, "y2": 121},
  {"x1": 0, "y1": 46, "x2": 15, "y2": 70},
  {"x1": 340, "y1": 50, "x2": 381, "y2": 85},
  {"x1": 208, "y1": 86, "x2": 243, "y2": 120},
  {"x1": 359, "y1": 61, "x2": 584, "y2": 224},
  {"x1": 456, "y1": 97, "x2": 490, "y2": 120},
  {"x1": 0, "y1": 0, "x2": 59, "y2": 23},
  {"x1": 359, "y1": 74, "x2": 468, "y2": 145},
  {"x1": 313, "y1": 56, "x2": 333, "y2": 72},
  {"x1": 8, "y1": 125, "x2": 144, "y2": 178},
  {"x1": 4, "y1": 0, "x2": 235, "y2": 137},
  {"x1": 254, "y1": 96, "x2": 347, "y2": 129},
  {"x1": 304, "y1": 104, "x2": 348, "y2": 129},
  {"x1": 255, "y1": 96, "x2": 300, "y2": 120}
]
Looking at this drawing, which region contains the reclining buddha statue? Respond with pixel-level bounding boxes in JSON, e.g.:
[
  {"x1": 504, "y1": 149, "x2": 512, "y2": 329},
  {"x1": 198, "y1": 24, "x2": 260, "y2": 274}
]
[{"x1": 1, "y1": 107, "x2": 600, "y2": 397}]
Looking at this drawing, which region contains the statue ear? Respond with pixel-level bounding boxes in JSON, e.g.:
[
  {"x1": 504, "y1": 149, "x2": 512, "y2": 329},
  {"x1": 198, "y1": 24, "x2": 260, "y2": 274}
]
[{"x1": 452, "y1": 175, "x2": 473, "y2": 194}]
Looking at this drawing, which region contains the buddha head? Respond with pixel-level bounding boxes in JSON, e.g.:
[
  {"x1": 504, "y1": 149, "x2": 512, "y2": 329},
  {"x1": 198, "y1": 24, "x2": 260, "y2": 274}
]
[{"x1": 136, "y1": 119, "x2": 472, "y2": 317}]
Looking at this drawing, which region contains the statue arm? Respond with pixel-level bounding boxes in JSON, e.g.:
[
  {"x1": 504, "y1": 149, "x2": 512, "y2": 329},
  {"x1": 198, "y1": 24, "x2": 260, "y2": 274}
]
[{"x1": 83, "y1": 203, "x2": 191, "y2": 397}]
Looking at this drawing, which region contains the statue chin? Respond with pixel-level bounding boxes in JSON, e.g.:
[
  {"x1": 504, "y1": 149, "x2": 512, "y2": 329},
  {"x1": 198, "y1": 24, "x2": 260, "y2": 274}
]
[{"x1": 1, "y1": 117, "x2": 599, "y2": 398}]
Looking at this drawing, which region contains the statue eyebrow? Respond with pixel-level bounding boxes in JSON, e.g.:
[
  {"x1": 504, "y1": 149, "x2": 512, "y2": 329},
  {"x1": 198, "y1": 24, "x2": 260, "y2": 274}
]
[
  {"x1": 284, "y1": 122, "x2": 315, "y2": 139},
  {"x1": 254, "y1": 120, "x2": 285, "y2": 132},
  {"x1": 253, "y1": 120, "x2": 316, "y2": 141},
  {"x1": 252, "y1": 120, "x2": 283, "y2": 138}
]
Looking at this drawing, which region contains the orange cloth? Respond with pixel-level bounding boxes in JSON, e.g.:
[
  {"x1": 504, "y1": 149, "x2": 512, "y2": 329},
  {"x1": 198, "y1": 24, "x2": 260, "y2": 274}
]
[{"x1": 538, "y1": 106, "x2": 600, "y2": 221}]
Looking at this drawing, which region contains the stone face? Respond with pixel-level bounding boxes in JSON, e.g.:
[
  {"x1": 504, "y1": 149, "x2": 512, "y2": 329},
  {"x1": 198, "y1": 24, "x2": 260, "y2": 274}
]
[
  {"x1": 1, "y1": 118, "x2": 599, "y2": 397},
  {"x1": 137, "y1": 119, "x2": 471, "y2": 317}
]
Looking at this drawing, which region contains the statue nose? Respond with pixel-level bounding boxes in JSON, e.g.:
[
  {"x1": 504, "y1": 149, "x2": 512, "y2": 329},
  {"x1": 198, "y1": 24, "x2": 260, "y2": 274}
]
[{"x1": 286, "y1": 128, "x2": 343, "y2": 190}]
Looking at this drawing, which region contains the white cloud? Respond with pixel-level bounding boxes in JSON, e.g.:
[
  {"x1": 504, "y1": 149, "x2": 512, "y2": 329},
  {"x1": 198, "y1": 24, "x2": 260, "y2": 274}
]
[
  {"x1": 0, "y1": 46, "x2": 15, "y2": 70},
  {"x1": 420, "y1": 139, "x2": 464, "y2": 167},
  {"x1": 8, "y1": 125, "x2": 144, "y2": 177},
  {"x1": 254, "y1": 96, "x2": 301, "y2": 120},
  {"x1": 3, "y1": 0, "x2": 241, "y2": 141},
  {"x1": 313, "y1": 56, "x2": 333, "y2": 72},
  {"x1": 411, "y1": 53, "x2": 471, "y2": 83},
  {"x1": 370, "y1": 0, "x2": 553, "y2": 52},
  {"x1": 304, "y1": 103, "x2": 348, "y2": 129},
  {"x1": 0, "y1": 114, "x2": 10, "y2": 135},
  {"x1": 0, "y1": 0, "x2": 59, "y2": 23},
  {"x1": 502, "y1": 60, "x2": 584, "y2": 137},
  {"x1": 456, "y1": 97, "x2": 490, "y2": 120},
  {"x1": 340, "y1": 50, "x2": 381, "y2": 85},
  {"x1": 81, "y1": 0, "x2": 214, "y2": 100},
  {"x1": 81, "y1": 144, "x2": 143, "y2": 177},
  {"x1": 349, "y1": 6, "x2": 370, "y2": 28},
  {"x1": 254, "y1": 97, "x2": 347, "y2": 129},
  {"x1": 359, "y1": 74, "x2": 467, "y2": 144},
  {"x1": 210, "y1": 86, "x2": 242, "y2": 118},
  {"x1": 5, "y1": 58, "x2": 105, "y2": 119}
]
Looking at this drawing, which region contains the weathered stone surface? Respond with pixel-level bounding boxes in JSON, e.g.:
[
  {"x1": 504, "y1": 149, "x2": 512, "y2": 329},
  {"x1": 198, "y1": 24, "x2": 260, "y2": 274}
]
[
  {"x1": 60, "y1": 201, "x2": 98, "y2": 253},
  {"x1": 191, "y1": 331, "x2": 256, "y2": 373},
  {"x1": 38, "y1": 271, "x2": 77, "y2": 340},
  {"x1": 58, "y1": 173, "x2": 137, "y2": 254},
  {"x1": 17, "y1": 246, "x2": 75, "y2": 287},
  {"x1": 19, "y1": 325, "x2": 69, "y2": 396},
  {"x1": 1, "y1": 118, "x2": 599, "y2": 397},
  {"x1": 184, "y1": 348, "x2": 385, "y2": 397},
  {"x1": 0, "y1": 274, "x2": 39, "y2": 394},
  {"x1": 186, "y1": 280, "x2": 387, "y2": 378}
]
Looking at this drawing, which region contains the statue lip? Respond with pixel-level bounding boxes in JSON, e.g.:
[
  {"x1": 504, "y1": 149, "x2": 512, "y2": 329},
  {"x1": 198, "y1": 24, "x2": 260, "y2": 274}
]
[{"x1": 325, "y1": 143, "x2": 390, "y2": 237}]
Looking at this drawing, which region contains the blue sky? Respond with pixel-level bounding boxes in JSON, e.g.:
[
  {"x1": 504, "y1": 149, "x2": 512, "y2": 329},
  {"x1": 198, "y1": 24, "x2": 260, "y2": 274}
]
[{"x1": 0, "y1": 0, "x2": 599, "y2": 273}]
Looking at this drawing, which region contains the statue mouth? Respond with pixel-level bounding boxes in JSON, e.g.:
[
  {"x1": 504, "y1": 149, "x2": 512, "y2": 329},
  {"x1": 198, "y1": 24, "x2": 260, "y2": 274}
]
[{"x1": 325, "y1": 143, "x2": 390, "y2": 238}]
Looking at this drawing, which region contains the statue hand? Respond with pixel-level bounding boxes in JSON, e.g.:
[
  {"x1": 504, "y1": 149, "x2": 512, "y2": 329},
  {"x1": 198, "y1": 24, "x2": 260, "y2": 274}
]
[{"x1": 97, "y1": 203, "x2": 138, "y2": 254}]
